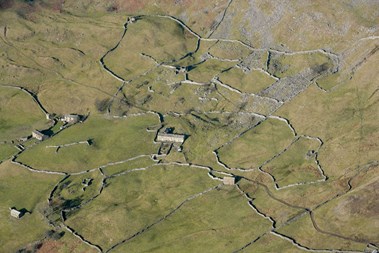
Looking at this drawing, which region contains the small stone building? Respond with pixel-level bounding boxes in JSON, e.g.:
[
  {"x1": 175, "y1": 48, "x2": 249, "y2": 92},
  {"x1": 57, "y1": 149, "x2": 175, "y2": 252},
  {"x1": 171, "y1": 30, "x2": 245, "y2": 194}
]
[
  {"x1": 10, "y1": 208, "x2": 22, "y2": 219},
  {"x1": 19, "y1": 136, "x2": 29, "y2": 142},
  {"x1": 156, "y1": 133, "x2": 185, "y2": 143},
  {"x1": 223, "y1": 176, "x2": 236, "y2": 185},
  {"x1": 32, "y1": 130, "x2": 48, "y2": 141},
  {"x1": 46, "y1": 113, "x2": 54, "y2": 120},
  {"x1": 127, "y1": 17, "x2": 136, "y2": 23},
  {"x1": 62, "y1": 114, "x2": 81, "y2": 124}
]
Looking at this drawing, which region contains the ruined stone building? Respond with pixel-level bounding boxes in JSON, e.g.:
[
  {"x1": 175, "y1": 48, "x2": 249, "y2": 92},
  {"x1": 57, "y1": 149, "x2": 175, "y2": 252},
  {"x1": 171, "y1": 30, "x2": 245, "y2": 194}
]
[
  {"x1": 223, "y1": 176, "x2": 236, "y2": 185},
  {"x1": 62, "y1": 114, "x2": 81, "y2": 124},
  {"x1": 46, "y1": 113, "x2": 55, "y2": 120},
  {"x1": 18, "y1": 136, "x2": 29, "y2": 142},
  {"x1": 32, "y1": 130, "x2": 48, "y2": 141}
]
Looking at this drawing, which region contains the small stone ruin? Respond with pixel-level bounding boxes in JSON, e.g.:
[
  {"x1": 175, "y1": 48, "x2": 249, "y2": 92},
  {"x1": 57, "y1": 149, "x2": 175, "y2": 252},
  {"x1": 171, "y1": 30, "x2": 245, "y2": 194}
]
[{"x1": 223, "y1": 176, "x2": 236, "y2": 185}]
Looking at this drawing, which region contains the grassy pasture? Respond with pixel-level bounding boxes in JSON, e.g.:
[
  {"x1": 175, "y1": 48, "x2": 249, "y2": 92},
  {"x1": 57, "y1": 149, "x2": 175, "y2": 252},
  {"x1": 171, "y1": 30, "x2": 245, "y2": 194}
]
[
  {"x1": 238, "y1": 179, "x2": 303, "y2": 226},
  {"x1": 102, "y1": 155, "x2": 156, "y2": 176},
  {"x1": 112, "y1": 186, "x2": 272, "y2": 253},
  {"x1": 104, "y1": 16, "x2": 198, "y2": 81},
  {"x1": 0, "y1": 161, "x2": 62, "y2": 252},
  {"x1": 161, "y1": 113, "x2": 263, "y2": 171},
  {"x1": 0, "y1": 9, "x2": 125, "y2": 114},
  {"x1": 317, "y1": 40, "x2": 379, "y2": 91},
  {"x1": 277, "y1": 213, "x2": 367, "y2": 251},
  {"x1": 218, "y1": 67, "x2": 277, "y2": 94},
  {"x1": 263, "y1": 137, "x2": 323, "y2": 187},
  {"x1": 313, "y1": 165, "x2": 379, "y2": 245},
  {"x1": 218, "y1": 118, "x2": 295, "y2": 169},
  {"x1": 0, "y1": 86, "x2": 47, "y2": 141},
  {"x1": 276, "y1": 46, "x2": 379, "y2": 179},
  {"x1": 65, "y1": 164, "x2": 220, "y2": 250},
  {"x1": 16, "y1": 114, "x2": 160, "y2": 173},
  {"x1": 0, "y1": 2, "x2": 377, "y2": 252},
  {"x1": 0, "y1": 144, "x2": 18, "y2": 161}
]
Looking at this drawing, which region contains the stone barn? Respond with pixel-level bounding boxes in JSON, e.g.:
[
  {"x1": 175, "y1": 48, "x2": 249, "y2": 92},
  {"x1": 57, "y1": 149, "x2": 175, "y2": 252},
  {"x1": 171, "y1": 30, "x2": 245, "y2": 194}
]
[
  {"x1": 156, "y1": 133, "x2": 185, "y2": 143},
  {"x1": 32, "y1": 130, "x2": 48, "y2": 141},
  {"x1": 62, "y1": 114, "x2": 81, "y2": 124},
  {"x1": 10, "y1": 208, "x2": 22, "y2": 219}
]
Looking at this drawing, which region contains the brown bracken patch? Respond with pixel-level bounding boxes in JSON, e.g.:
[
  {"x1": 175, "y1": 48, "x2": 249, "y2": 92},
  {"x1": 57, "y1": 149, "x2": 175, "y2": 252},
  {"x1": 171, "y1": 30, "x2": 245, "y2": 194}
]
[{"x1": 37, "y1": 240, "x2": 64, "y2": 253}]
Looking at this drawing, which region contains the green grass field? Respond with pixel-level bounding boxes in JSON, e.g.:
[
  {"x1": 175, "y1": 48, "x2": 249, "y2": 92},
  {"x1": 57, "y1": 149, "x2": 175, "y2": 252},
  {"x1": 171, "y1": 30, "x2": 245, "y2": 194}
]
[
  {"x1": 218, "y1": 118, "x2": 295, "y2": 169},
  {"x1": 0, "y1": 144, "x2": 18, "y2": 161},
  {"x1": 276, "y1": 42, "x2": 379, "y2": 180},
  {"x1": 104, "y1": 16, "x2": 198, "y2": 81},
  {"x1": 218, "y1": 67, "x2": 277, "y2": 94},
  {"x1": 16, "y1": 114, "x2": 160, "y2": 172},
  {"x1": 0, "y1": 87, "x2": 47, "y2": 141},
  {"x1": 312, "y1": 165, "x2": 379, "y2": 245},
  {"x1": 263, "y1": 137, "x2": 323, "y2": 187},
  {"x1": 102, "y1": 155, "x2": 156, "y2": 176},
  {"x1": 277, "y1": 213, "x2": 367, "y2": 251},
  {"x1": 0, "y1": 1, "x2": 377, "y2": 252},
  {"x1": 238, "y1": 179, "x2": 303, "y2": 226},
  {"x1": 0, "y1": 161, "x2": 62, "y2": 252},
  {"x1": 65, "y1": 165, "x2": 220, "y2": 250},
  {"x1": 0, "y1": 9, "x2": 124, "y2": 114},
  {"x1": 112, "y1": 186, "x2": 272, "y2": 253}
]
